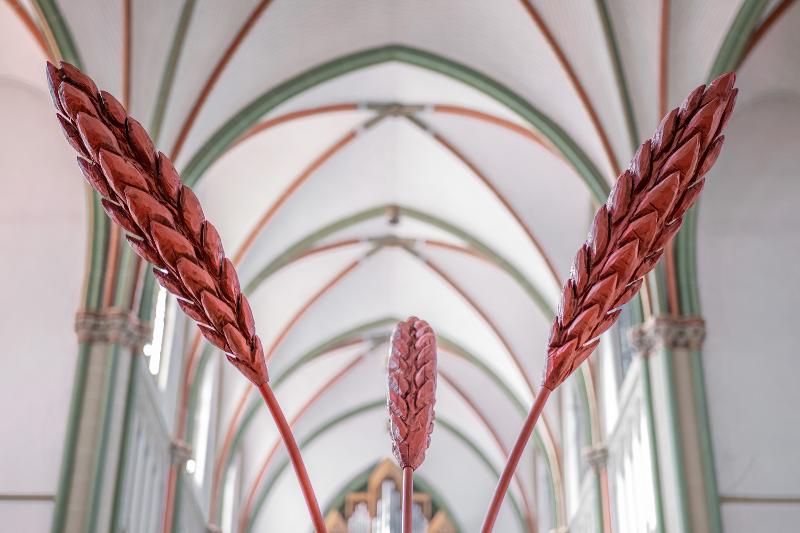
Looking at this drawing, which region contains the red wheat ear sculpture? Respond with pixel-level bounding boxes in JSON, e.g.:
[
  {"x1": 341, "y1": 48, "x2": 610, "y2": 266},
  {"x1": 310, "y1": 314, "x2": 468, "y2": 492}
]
[
  {"x1": 45, "y1": 61, "x2": 326, "y2": 532},
  {"x1": 481, "y1": 72, "x2": 738, "y2": 532},
  {"x1": 388, "y1": 317, "x2": 438, "y2": 533}
]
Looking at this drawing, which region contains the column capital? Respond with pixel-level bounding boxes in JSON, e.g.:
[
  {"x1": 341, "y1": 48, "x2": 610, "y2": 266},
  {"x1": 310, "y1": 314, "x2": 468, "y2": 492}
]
[
  {"x1": 170, "y1": 439, "x2": 192, "y2": 467},
  {"x1": 75, "y1": 308, "x2": 152, "y2": 350},
  {"x1": 584, "y1": 444, "x2": 609, "y2": 470},
  {"x1": 629, "y1": 315, "x2": 705, "y2": 356}
]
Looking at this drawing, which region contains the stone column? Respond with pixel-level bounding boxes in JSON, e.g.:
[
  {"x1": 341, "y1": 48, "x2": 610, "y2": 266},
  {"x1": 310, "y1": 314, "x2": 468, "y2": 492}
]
[
  {"x1": 56, "y1": 308, "x2": 150, "y2": 533},
  {"x1": 630, "y1": 316, "x2": 711, "y2": 533},
  {"x1": 586, "y1": 444, "x2": 612, "y2": 533}
]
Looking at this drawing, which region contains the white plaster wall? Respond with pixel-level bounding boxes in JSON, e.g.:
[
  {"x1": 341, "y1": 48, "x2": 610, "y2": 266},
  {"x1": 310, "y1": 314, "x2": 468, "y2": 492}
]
[
  {"x1": 0, "y1": 72, "x2": 87, "y2": 530},
  {"x1": 698, "y1": 93, "x2": 800, "y2": 529}
]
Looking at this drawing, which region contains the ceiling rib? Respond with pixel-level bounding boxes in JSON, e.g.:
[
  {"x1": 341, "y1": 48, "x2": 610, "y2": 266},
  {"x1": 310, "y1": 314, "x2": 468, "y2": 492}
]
[
  {"x1": 121, "y1": 0, "x2": 131, "y2": 107},
  {"x1": 170, "y1": 0, "x2": 275, "y2": 159},
  {"x1": 235, "y1": 102, "x2": 557, "y2": 158},
  {"x1": 657, "y1": 0, "x2": 683, "y2": 316},
  {"x1": 438, "y1": 369, "x2": 538, "y2": 532},
  {"x1": 231, "y1": 118, "x2": 381, "y2": 264},
  {"x1": 740, "y1": 0, "x2": 797, "y2": 65},
  {"x1": 593, "y1": 0, "x2": 641, "y2": 150},
  {"x1": 237, "y1": 352, "x2": 368, "y2": 530},
  {"x1": 5, "y1": 0, "x2": 50, "y2": 57},
  {"x1": 210, "y1": 256, "x2": 368, "y2": 485},
  {"x1": 517, "y1": 0, "x2": 621, "y2": 175},
  {"x1": 208, "y1": 258, "x2": 365, "y2": 521},
  {"x1": 408, "y1": 114, "x2": 561, "y2": 282},
  {"x1": 149, "y1": 0, "x2": 196, "y2": 143}
]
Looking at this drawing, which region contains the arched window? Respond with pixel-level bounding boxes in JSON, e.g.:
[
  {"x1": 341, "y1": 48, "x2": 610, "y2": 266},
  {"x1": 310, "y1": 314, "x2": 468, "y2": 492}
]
[
  {"x1": 610, "y1": 303, "x2": 636, "y2": 385},
  {"x1": 609, "y1": 397, "x2": 657, "y2": 533},
  {"x1": 563, "y1": 377, "x2": 591, "y2": 517},
  {"x1": 142, "y1": 286, "x2": 177, "y2": 389},
  {"x1": 190, "y1": 361, "x2": 215, "y2": 486},
  {"x1": 220, "y1": 459, "x2": 239, "y2": 533},
  {"x1": 533, "y1": 451, "x2": 555, "y2": 532}
]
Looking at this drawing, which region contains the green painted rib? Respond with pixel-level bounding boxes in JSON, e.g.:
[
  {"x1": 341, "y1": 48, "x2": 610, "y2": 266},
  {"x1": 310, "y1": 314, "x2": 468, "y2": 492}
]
[
  {"x1": 33, "y1": 4, "x2": 116, "y2": 533},
  {"x1": 708, "y1": 0, "x2": 770, "y2": 83},
  {"x1": 323, "y1": 460, "x2": 463, "y2": 533},
  {"x1": 33, "y1": 0, "x2": 82, "y2": 65},
  {"x1": 400, "y1": 206, "x2": 555, "y2": 316},
  {"x1": 179, "y1": 45, "x2": 609, "y2": 201},
  {"x1": 33, "y1": 0, "x2": 111, "y2": 309},
  {"x1": 244, "y1": 204, "x2": 555, "y2": 318},
  {"x1": 676, "y1": 0, "x2": 769, "y2": 315},
  {"x1": 208, "y1": 320, "x2": 393, "y2": 518},
  {"x1": 671, "y1": 4, "x2": 769, "y2": 533},
  {"x1": 245, "y1": 400, "x2": 527, "y2": 533},
  {"x1": 149, "y1": 0, "x2": 197, "y2": 144},
  {"x1": 594, "y1": 0, "x2": 641, "y2": 151},
  {"x1": 436, "y1": 417, "x2": 527, "y2": 531}
]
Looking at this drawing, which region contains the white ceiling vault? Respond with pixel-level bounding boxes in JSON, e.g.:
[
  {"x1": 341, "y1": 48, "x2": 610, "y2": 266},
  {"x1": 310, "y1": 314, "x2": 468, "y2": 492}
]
[{"x1": 2, "y1": 0, "x2": 799, "y2": 532}]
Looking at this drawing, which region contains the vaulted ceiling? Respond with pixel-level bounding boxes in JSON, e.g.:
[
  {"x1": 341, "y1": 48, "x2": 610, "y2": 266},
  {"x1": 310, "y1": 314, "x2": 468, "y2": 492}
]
[{"x1": 2, "y1": 0, "x2": 799, "y2": 531}]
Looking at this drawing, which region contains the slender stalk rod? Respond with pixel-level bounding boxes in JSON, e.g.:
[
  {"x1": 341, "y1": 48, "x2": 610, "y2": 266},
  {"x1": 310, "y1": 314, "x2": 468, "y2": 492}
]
[
  {"x1": 481, "y1": 387, "x2": 552, "y2": 533},
  {"x1": 256, "y1": 382, "x2": 326, "y2": 532},
  {"x1": 402, "y1": 466, "x2": 414, "y2": 533}
]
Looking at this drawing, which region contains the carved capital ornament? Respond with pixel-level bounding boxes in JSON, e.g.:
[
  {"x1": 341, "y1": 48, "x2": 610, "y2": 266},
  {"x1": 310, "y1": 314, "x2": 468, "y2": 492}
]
[{"x1": 629, "y1": 316, "x2": 706, "y2": 357}]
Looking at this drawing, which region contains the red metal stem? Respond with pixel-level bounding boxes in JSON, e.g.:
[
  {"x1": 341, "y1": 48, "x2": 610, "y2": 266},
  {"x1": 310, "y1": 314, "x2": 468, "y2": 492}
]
[
  {"x1": 402, "y1": 466, "x2": 413, "y2": 533},
  {"x1": 481, "y1": 387, "x2": 552, "y2": 533},
  {"x1": 256, "y1": 381, "x2": 326, "y2": 532}
]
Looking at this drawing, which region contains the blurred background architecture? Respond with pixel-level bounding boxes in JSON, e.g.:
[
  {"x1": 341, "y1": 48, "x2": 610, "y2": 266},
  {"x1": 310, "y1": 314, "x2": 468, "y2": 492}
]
[{"x1": 1, "y1": 1, "x2": 799, "y2": 532}]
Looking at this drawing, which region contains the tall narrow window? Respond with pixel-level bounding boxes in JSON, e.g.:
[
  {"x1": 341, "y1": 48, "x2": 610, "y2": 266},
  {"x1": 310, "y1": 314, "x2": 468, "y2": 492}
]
[
  {"x1": 609, "y1": 400, "x2": 658, "y2": 533},
  {"x1": 564, "y1": 378, "x2": 591, "y2": 515},
  {"x1": 534, "y1": 451, "x2": 555, "y2": 531},
  {"x1": 221, "y1": 462, "x2": 238, "y2": 533},
  {"x1": 142, "y1": 286, "x2": 176, "y2": 389},
  {"x1": 611, "y1": 303, "x2": 636, "y2": 383},
  {"x1": 192, "y1": 366, "x2": 214, "y2": 486}
]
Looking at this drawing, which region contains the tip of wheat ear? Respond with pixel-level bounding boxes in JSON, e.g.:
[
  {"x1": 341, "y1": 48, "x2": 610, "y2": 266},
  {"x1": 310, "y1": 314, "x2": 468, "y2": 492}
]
[
  {"x1": 543, "y1": 71, "x2": 738, "y2": 391},
  {"x1": 45, "y1": 61, "x2": 268, "y2": 386},
  {"x1": 388, "y1": 317, "x2": 438, "y2": 471}
]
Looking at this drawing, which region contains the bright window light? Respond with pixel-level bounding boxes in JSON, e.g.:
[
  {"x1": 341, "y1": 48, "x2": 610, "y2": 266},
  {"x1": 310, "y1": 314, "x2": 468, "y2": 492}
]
[{"x1": 143, "y1": 287, "x2": 168, "y2": 376}]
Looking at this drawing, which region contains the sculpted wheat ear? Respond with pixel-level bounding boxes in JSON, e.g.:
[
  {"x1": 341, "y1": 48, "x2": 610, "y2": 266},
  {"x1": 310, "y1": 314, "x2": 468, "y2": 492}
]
[
  {"x1": 46, "y1": 61, "x2": 268, "y2": 386},
  {"x1": 544, "y1": 72, "x2": 738, "y2": 390},
  {"x1": 388, "y1": 317, "x2": 438, "y2": 471}
]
